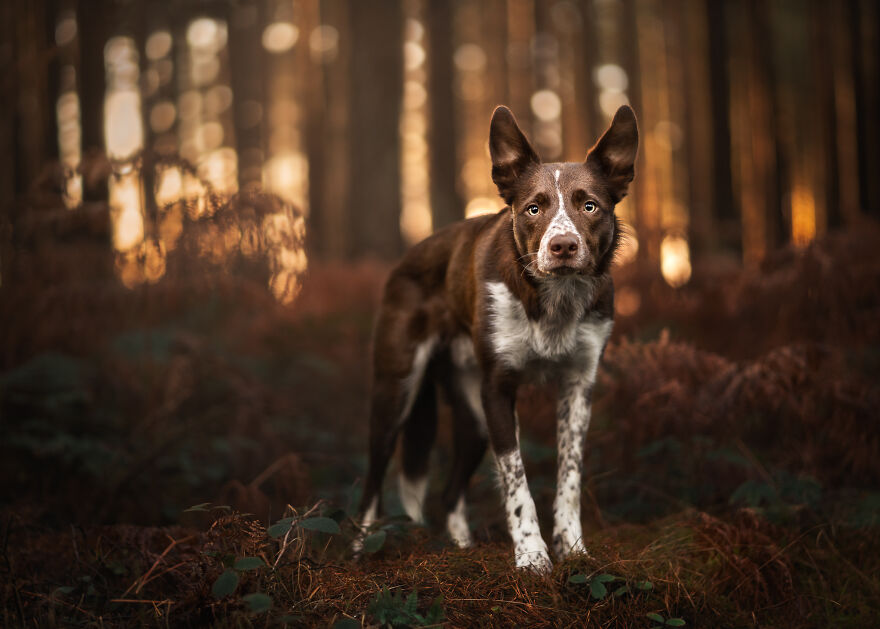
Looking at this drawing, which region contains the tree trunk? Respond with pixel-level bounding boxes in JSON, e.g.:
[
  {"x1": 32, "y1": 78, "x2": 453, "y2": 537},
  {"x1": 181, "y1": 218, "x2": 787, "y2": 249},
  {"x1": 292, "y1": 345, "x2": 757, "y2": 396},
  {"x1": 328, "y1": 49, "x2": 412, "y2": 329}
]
[
  {"x1": 348, "y1": 0, "x2": 403, "y2": 258},
  {"x1": 705, "y1": 0, "x2": 738, "y2": 257},
  {"x1": 427, "y1": 0, "x2": 462, "y2": 230},
  {"x1": 229, "y1": 0, "x2": 264, "y2": 194},
  {"x1": 77, "y1": 0, "x2": 110, "y2": 202}
]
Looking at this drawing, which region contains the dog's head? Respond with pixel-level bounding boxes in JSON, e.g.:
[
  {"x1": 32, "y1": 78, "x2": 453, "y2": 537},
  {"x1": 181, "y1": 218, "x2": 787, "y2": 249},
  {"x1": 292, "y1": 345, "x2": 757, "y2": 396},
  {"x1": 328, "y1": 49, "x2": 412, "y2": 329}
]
[{"x1": 489, "y1": 105, "x2": 638, "y2": 277}]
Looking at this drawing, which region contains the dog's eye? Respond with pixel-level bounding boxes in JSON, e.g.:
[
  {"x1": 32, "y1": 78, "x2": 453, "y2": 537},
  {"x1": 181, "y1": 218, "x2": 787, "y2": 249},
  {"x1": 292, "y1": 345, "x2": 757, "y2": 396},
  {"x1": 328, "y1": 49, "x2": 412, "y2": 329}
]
[
  {"x1": 526, "y1": 204, "x2": 540, "y2": 216},
  {"x1": 584, "y1": 201, "x2": 597, "y2": 213}
]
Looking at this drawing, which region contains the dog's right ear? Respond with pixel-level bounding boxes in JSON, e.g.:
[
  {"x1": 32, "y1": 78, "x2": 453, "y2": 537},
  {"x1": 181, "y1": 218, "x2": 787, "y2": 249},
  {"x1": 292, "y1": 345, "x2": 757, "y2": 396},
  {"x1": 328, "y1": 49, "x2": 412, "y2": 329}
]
[{"x1": 489, "y1": 106, "x2": 540, "y2": 204}]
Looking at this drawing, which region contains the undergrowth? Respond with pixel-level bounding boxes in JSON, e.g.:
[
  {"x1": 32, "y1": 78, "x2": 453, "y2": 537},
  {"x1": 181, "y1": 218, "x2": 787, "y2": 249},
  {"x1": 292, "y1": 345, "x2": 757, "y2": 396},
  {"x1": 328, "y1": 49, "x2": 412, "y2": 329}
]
[{"x1": 2, "y1": 198, "x2": 880, "y2": 626}]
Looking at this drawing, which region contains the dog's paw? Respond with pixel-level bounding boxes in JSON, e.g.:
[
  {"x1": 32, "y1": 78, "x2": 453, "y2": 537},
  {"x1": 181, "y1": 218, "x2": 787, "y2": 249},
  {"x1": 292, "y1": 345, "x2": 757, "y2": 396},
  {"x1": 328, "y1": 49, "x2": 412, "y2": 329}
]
[{"x1": 514, "y1": 537, "x2": 553, "y2": 573}]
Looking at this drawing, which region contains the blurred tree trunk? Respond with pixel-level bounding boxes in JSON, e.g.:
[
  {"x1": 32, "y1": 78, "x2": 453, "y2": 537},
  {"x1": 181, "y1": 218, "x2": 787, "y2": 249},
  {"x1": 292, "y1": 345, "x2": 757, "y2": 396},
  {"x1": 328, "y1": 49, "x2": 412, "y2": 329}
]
[
  {"x1": 829, "y1": 2, "x2": 861, "y2": 224},
  {"x1": 13, "y1": 0, "x2": 54, "y2": 195},
  {"x1": 846, "y1": 0, "x2": 880, "y2": 217},
  {"x1": 749, "y1": 0, "x2": 787, "y2": 250},
  {"x1": 427, "y1": 0, "x2": 462, "y2": 229},
  {"x1": 302, "y1": 0, "x2": 329, "y2": 257},
  {"x1": 310, "y1": 0, "x2": 350, "y2": 260},
  {"x1": 705, "y1": 0, "x2": 738, "y2": 257},
  {"x1": 229, "y1": 0, "x2": 264, "y2": 194},
  {"x1": 620, "y1": 0, "x2": 648, "y2": 262},
  {"x1": 678, "y1": 0, "x2": 715, "y2": 262},
  {"x1": 348, "y1": 0, "x2": 403, "y2": 258},
  {"x1": 812, "y1": 0, "x2": 841, "y2": 229},
  {"x1": 567, "y1": 1, "x2": 599, "y2": 153},
  {"x1": 0, "y1": 2, "x2": 18, "y2": 212},
  {"x1": 78, "y1": 0, "x2": 110, "y2": 202}
]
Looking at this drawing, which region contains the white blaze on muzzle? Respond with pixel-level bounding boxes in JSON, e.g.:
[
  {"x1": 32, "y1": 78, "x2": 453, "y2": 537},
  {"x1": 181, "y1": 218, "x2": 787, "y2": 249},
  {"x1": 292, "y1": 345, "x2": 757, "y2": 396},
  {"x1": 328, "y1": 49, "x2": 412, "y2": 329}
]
[{"x1": 537, "y1": 169, "x2": 586, "y2": 272}]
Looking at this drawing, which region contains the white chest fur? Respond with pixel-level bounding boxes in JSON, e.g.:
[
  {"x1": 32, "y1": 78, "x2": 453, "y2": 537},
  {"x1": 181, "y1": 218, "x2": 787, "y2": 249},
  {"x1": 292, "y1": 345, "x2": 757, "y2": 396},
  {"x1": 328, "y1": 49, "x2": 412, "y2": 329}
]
[{"x1": 485, "y1": 281, "x2": 612, "y2": 373}]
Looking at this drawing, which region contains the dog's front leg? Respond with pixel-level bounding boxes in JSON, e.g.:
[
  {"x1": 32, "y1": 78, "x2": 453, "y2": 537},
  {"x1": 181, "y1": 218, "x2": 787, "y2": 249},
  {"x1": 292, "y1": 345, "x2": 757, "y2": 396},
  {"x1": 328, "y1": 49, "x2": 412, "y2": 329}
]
[
  {"x1": 552, "y1": 373, "x2": 593, "y2": 558},
  {"x1": 482, "y1": 368, "x2": 552, "y2": 573}
]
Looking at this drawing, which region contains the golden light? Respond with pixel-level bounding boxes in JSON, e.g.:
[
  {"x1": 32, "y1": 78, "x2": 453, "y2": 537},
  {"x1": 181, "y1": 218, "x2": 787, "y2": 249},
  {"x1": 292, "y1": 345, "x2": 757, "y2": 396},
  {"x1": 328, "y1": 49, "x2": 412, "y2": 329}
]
[
  {"x1": 400, "y1": 9, "x2": 432, "y2": 247},
  {"x1": 660, "y1": 234, "x2": 692, "y2": 288},
  {"x1": 791, "y1": 184, "x2": 817, "y2": 247},
  {"x1": 56, "y1": 90, "x2": 82, "y2": 208},
  {"x1": 109, "y1": 172, "x2": 144, "y2": 252},
  {"x1": 104, "y1": 91, "x2": 143, "y2": 160},
  {"x1": 187, "y1": 18, "x2": 226, "y2": 52},
  {"x1": 599, "y1": 90, "x2": 630, "y2": 118},
  {"x1": 262, "y1": 21, "x2": 299, "y2": 53},
  {"x1": 594, "y1": 63, "x2": 628, "y2": 92},
  {"x1": 404, "y1": 41, "x2": 426, "y2": 71},
  {"x1": 198, "y1": 147, "x2": 238, "y2": 195},
  {"x1": 195, "y1": 121, "x2": 225, "y2": 152},
  {"x1": 146, "y1": 30, "x2": 173, "y2": 60},
  {"x1": 653, "y1": 120, "x2": 683, "y2": 151},
  {"x1": 309, "y1": 25, "x2": 339, "y2": 63},
  {"x1": 453, "y1": 43, "x2": 487, "y2": 73},
  {"x1": 149, "y1": 101, "x2": 176, "y2": 133},
  {"x1": 55, "y1": 14, "x2": 77, "y2": 47},
  {"x1": 263, "y1": 211, "x2": 308, "y2": 304},
  {"x1": 465, "y1": 196, "x2": 503, "y2": 218},
  {"x1": 155, "y1": 166, "x2": 183, "y2": 207},
  {"x1": 615, "y1": 286, "x2": 641, "y2": 317},
  {"x1": 104, "y1": 36, "x2": 143, "y2": 161},
  {"x1": 204, "y1": 85, "x2": 233, "y2": 115},
  {"x1": 263, "y1": 151, "x2": 308, "y2": 208},
  {"x1": 530, "y1": 90, "x2": 562, "y2": 121}
]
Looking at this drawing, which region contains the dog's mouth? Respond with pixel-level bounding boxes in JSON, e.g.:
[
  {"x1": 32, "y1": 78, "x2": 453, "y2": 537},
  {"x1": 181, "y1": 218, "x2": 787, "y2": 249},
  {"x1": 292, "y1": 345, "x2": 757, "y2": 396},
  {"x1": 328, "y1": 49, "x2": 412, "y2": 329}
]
[{"x1": 533, "y1": 263, "x2": 583, "y2": 277}]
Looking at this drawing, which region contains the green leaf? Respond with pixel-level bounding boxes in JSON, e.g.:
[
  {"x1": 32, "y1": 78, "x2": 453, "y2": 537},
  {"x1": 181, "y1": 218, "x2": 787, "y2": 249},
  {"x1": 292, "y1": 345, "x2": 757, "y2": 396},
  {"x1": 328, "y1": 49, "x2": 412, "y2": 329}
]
[
  {"x1": 54, "y1": 586, "x2": 76, "y2": 596},
  {"x1": 590, "y1": 580, "x2": 607, "y2": 599},
  {"x1": 425, "y1": 595, "x2": 445, "y2": 624},
  {"x1": 613, "y1": 585, "x2": 630, "y2": 597},
  {"x1": 242, "y1": 592, "x2": 272, "y2": 613},
  {"x1": 666, "y1": 619, "x2": 686, "y2": 627},
  {"x1": 332, "y1": 618, "x2": 361, "y2": 629},
  {"x1": 647, "y1": 612, "x2": 665, "y2": 623},
  {"x1": 362, "y1": 530, "x2": 386, "y2": 553},
  {"x1": 635, "y1": 580, "x2": 654, "y2": 591},
  {"x1": 298, "y1": 516, "x2": 341, "y2": 534},
  {"x1": 233, "y1": 557, "x2": 266, "y2": 571},
  {"x1": 268, "y1": 517, "x2": 295, "y2": 538},
  {"x1": 568, "y1": 573, "x2": 588, "y2": 584},
  {"x1": 595, "y1": 573, "x2": 617, "y2": 583},
  {"x1": 404, "y1": 591, "x2": 419, "y2": 615},
  {"x1": 211, "y1": 569, "x2": 239, "y2": 598},
  {"x1": 183, "y1": 502, "x2": 211, "y2": 513}
]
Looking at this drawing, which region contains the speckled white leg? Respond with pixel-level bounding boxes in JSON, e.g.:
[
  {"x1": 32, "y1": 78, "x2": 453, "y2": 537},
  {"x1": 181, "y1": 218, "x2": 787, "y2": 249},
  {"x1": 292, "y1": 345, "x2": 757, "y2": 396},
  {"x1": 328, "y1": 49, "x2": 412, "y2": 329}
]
[
  {"x1": 552, "y1": 376, "x2": 593, "y2": 558},
  {"x1": 496, "y1": 450, "x2": 551, "y2": 572},
  {"x1": 446, "y1": 494, "x2": 473, "y2": 547}
]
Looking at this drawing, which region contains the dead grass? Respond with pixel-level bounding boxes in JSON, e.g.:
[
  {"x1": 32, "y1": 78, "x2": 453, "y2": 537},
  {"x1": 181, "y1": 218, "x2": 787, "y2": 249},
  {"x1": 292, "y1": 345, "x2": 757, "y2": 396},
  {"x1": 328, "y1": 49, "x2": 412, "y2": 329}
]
[{"x1": 2, "y1": 195, "x2": 880, "y2": 626}]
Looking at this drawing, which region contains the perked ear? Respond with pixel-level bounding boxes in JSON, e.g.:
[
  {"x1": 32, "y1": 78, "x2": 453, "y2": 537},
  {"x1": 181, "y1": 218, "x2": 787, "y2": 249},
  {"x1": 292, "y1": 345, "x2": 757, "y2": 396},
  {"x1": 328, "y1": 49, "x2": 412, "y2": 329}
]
[
  {"x1": 585, "y1": 105, "x2": 639, "y2": 203},
  {"x1": 489, "y1": 106, "x2": 540, "y2": 204}
]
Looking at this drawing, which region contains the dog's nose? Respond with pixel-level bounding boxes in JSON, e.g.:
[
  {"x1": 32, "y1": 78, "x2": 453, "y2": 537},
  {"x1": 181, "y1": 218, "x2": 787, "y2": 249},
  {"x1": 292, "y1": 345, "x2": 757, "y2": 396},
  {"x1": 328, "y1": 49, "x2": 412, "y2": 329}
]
[{"x1": 549, "y1": 233, "x2": 578, "y2": 259}]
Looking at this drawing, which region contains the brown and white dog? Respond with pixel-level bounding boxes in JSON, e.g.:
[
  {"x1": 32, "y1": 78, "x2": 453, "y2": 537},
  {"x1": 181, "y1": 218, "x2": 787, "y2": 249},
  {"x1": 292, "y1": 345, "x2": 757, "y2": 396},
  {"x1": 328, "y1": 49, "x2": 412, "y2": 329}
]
[{"x1": 358, "y1": 105, "x2": 638, "y2": 571}]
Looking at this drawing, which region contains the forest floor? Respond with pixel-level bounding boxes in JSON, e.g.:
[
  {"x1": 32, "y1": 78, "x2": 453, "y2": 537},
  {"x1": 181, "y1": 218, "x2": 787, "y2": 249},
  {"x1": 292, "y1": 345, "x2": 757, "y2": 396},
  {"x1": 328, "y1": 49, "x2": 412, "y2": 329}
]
[{"x1": 2, "y1": 211, "x2": 880, "y2": 627}]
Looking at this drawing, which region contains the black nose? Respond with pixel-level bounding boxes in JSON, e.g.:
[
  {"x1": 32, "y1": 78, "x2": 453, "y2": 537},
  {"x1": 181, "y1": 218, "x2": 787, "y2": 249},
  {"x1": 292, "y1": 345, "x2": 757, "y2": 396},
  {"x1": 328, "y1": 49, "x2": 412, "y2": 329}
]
[{"x1": 549, "y1": 233, "x2": 578, "y2": 259}]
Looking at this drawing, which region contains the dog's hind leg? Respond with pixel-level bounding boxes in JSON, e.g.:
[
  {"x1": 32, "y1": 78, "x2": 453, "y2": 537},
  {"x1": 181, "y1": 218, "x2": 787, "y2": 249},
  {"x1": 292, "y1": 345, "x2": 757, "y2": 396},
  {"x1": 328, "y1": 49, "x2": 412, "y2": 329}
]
[
  {"x1": 359, "y1": 306, "x2": 437, "y2": 531},
  {"x1": 398, "y1": 372, "x2": 438, "y2": 524},
  {"x1": 439, "y1": 340, "x2": 488, "y2": 547}
]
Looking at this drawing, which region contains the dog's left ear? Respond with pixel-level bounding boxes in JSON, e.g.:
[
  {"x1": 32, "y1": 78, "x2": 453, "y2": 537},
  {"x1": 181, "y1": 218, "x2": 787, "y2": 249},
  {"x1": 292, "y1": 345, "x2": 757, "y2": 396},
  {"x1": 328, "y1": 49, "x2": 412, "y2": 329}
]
[
  {"x1": 586, "y1": 105, "x2": 639, "y2": 203},
  {"x1": 490, "y1": 106, "x2": 540, "y2": 204}
]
